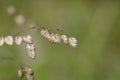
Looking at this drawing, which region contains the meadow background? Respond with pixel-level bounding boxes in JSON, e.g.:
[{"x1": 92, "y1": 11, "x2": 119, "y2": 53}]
[{"x1": 0, "y1": 0, "x2": 120, "y2": 80}]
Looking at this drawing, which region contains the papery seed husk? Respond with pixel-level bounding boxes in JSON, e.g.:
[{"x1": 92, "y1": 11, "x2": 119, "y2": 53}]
[
  {"x1": 15, "y1": 36, "x2": 22, "y2": 45},
  {"x1": 44, "y1": 33, "x2": 51, "y2": 40},
  {"x1": 4, "y1": 36, "x2": 13, "y2": 45},
  {"x1": 26, "y1": 68, "x2": 33, "y2": 75},
  {"x1": 18, "y1": 69, "x2": 23, "y2": 78},
  {"x1": 23, "y1": 35, "x2": 32, "y2": 43},
  {"x1": 26, "y1": 44, "x2": 36, "y2": 59},
  {"x1": 61, "y1": 35, "x2": 68, "y2": 44},
  {"x1": 26, "y1": 43, "x2": 35, "y2": 50},
  {"x1": 40, "y1": 29, "x2": 49, "y2": 36},
  {"x1": 26, "y1": 74, "x2": 34, "y2": 80},
  {"x1": 28, "y1": 49, "x2": 36, "y2": 59},
  {"x1": 18, "y1": 66, "x2": 26, "y2": 78},
  {"x1": 54, "y1": 34, "x2": 61, "y2": 43},
  {"x1": 68, "y1": 37, "x2": 77, "y2": 48},
  {"x1": 49, "y1": 33, "x2": 56, "y2": 42}
]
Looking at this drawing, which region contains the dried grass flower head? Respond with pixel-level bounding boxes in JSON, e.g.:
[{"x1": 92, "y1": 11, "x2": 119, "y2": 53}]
[
  {"x1": 40, "y1": 28, "x2": 78, "y2": 47},
  {"x1": 18, "y1": 65, "x2": 34, "y2": 80},
  {"x1": 40, "y1": 28, "x2": 61, "y2": 43}
]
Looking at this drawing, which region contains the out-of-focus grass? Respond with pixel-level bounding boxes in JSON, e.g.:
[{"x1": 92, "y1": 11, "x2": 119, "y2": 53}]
[{"x1": 0, "y1": 0, "x2": 120, "y2": 80}]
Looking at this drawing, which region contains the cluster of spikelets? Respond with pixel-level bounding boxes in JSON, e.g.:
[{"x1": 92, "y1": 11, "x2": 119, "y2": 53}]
[
  {"x1": 40, "y1": 28, "x2": 77, "y2": 48},
  {"x1": 18, "y1": 65, "x2": 34, "y2": 80},
  {"x1": 0, "y1": 35, "x2": 36, "y2": 59},
  {"x1": 7, "y1": 5, "x2": 77, "y2": 48},
  {"x1": 7, "y1": 5, "x2": 35, "y2": 80},
  {"x1": 7, "y1": 5, "x2": 78, "y2": 80}
]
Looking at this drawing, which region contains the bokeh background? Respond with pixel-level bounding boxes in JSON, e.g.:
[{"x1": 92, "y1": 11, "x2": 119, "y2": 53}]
[{"x1": 0, "y1": 0, "x2": 120, "y2": 80}]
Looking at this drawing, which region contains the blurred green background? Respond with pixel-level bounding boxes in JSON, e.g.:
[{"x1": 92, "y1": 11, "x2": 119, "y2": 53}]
[{"x1": 0, "y1": 0, "x2": 120, "y2": 80}]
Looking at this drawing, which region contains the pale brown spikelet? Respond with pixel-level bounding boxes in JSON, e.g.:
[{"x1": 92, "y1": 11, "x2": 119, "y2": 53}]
[
  {"x1": 18, "y1": 66, "x2": 25, "y2": 78},
  {"x1": 15, "y1": 36, "x2": 22, "y2": 45},
  {"x1": 40, "y1": 28, "x2": 52, "y2": 41},
  {"x1": 26, "y1": 67, "x2": 34, "y2": 80},
  {"x1": 49, "y1": 33, "x2": 56, "y2": 42},
  {"x1": 4, "y1": 36, "x2": 14, "y2": 45},
  {"x1": 68, "y1": 37, "x2": 77, "y2": 48},
  {"x1": 26, "y1": 43, "x2": 36, "y2": 59},
  {"x1": 18, "y1": 65, "x2": 34, "y2": 80},
  {"x1": 61, "y1": 34, "x2": 68, "y2": 44},
  {"x1": 18, "y1": 69, "x2": 23, "y2": 78},
  {"x1": 40, "y1": 28, "x2": 62, "y2": 44},
  {"x1": 54, "y1": 34, "x2": 61, "y2": 43},
  {"x1": 23, "y1": 35, "x2": 32, "y2": 44},
  {"x1": 26, "y1": 74, "x2": 34, "y2": 80},
  {"x1": 44, "y1": 33, "x2": 51, "y2": 40},
  {"x1": 6, "y1": 5, "x2": 78, "y2": 80},
  {"x1": 40, "y1": 28, "x2": 49, "y2": 36},
  {"x1": 22, "y1": 35, "x2": 36, "y2": 59}
]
